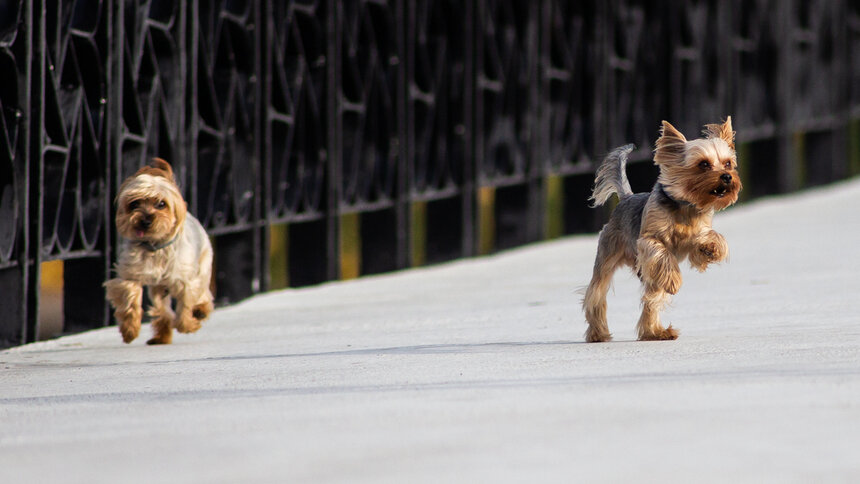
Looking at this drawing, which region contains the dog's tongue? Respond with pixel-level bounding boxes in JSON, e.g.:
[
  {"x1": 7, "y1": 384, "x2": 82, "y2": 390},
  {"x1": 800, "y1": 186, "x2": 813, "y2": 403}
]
[{"x1": 136, "y1": 229, "x2": 146, "y2": 238}]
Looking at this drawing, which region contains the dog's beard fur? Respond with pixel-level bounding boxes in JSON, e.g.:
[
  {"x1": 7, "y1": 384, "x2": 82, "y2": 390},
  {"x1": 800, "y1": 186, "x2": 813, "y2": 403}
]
[
  {"x1": 105, "y1": 158, "x2": 213, "y2": 345},
  {"x1": 583, "y1": 118, "x2": 740, "y2": 343}
]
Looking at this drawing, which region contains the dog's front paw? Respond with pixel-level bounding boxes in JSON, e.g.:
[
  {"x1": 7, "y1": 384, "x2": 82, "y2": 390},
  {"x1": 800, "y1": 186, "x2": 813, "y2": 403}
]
[
  {"x1": 585, "y1": 326, "x2": 612, "y2": 343},
  {"x1": 698, "y1": 242, "x2": 722, "y2": 262},
  {"x1": 147, "y1": 335, "x2": 172, "y2": 345},
  {"x1": 639, "y1": 325, "x2": 679, "y2": 341},
  {"x1": 175, "y1": 317, "x2": 201, "y2": 334},
  {"x1": 120, "y1": 322, "x2": 140, "y2": 344},
  {"x1": 117, "y1": 306, "x2": 143, "y2": 343},
  {"x1": 696, "y1": 231, "x2": 728, "y2": 264}
]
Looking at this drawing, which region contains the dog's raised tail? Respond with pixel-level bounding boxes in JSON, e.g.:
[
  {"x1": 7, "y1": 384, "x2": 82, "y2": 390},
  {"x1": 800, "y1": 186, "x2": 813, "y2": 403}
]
[{"x1": 589, "y1": 144, "x2": 635, "y2": 207}]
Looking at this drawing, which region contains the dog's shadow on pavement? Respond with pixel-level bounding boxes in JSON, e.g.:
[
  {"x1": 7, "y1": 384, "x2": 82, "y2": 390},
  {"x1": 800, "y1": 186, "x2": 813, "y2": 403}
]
[{"x1": 197, "y1": 340, "x2": 586, "y2": 361}]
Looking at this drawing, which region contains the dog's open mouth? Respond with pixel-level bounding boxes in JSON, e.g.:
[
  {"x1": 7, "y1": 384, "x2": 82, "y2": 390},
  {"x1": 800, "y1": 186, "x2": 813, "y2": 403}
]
[{"x1": 710, "y1": 186, "x2": 728, "y2": 198}]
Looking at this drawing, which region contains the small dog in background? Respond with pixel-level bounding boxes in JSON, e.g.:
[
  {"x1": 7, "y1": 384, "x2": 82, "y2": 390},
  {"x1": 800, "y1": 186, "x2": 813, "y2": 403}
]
[
  {"x1": 583, "y1": 118, "x2": 741, "y2": 342},
  {"x1": 105, "y1": 158, "x2": 213, "y2": 345}
]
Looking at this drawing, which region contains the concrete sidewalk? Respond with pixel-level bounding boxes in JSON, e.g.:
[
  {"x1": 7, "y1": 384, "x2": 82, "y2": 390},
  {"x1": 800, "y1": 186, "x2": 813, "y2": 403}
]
[{"x1": 2, "y1": 178, "x2": 860, "y2": 483}]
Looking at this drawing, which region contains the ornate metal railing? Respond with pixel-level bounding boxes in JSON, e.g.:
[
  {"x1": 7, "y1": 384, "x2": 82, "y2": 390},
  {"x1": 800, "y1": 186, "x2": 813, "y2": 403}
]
[{"x1": 1, "y1": 0, "x2": 858, "y2": 347}]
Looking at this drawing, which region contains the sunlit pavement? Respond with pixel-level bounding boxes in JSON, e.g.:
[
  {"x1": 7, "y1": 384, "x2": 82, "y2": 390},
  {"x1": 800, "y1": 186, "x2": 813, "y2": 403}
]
[{"x1": 2, "y1": 178, "x2": 859, "y2": 483}]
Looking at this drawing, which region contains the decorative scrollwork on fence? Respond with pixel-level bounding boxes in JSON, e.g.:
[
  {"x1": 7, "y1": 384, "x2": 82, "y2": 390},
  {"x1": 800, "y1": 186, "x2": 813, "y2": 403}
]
[
  {"x1": 668, "y1": 0, "x2": 725, "y2": 136},
  {"x1": 337, "y1": 0, "x2": 401, "y2": 209},
  {"x1": 475, "y1": 0, "x2": 536, "y2": 184},
  {"x1": 118, "y1": 1, "x2": 185, "y2": 184},
  {"x1": 193, "y1": 0, "x2": 258, "y2": 231},
  {"x1": 408, "y1": 0, "x2": 468, "y2": 198},
  {"x1": 603, "y1": 1, "x2": 670, "y2": 153},
  {"x1": 0, "y1": 1, "x2": 25, "y2": 269},
  {"x1": 851, "y1": 2, "x2": 860, "y2": 117},
  {"x1": 41, "y1": 0, "x2": 108, "y2": 257},
  {"x1": 728, "y1": 0, "x2": 781, "y2": 138},
  {"x1": 784, "y1": 0, "x2": 843, "y2": 128},
  {"x1": 266, "y1": 1, "x2": 329, "y2": 222},
  {"x1": 542, "y1": 0, "x2": 595, "y2": 173},
  {"x1": 0, "y1": 0, "x2": 857, "y2": 348}
]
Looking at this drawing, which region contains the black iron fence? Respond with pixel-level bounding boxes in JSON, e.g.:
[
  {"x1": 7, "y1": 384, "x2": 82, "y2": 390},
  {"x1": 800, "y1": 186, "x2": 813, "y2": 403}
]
[{"x1": 1, "y1": 0, "x2": 859, "y2": 347}]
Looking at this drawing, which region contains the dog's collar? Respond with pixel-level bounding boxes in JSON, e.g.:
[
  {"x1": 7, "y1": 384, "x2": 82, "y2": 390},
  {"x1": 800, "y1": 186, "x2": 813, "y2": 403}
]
[
  {"x1": 656, "y1": 183, "x2": 694, "y2": 209},
  {"x1": 135, "y1": 233, "x2": 180, "y2": 252}
]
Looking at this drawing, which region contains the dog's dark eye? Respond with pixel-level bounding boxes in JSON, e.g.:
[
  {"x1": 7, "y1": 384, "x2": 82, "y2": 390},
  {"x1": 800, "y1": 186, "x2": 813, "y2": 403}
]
[
  {"x1": 698, "y1": 161, "x2": 711, "y2": 170},
  {"x1": 156, "y1": 200, "x2": 167, "y2": 210},
  {"x1": 724, "y1": 161, "x2": 732, "y2": 169},
  {"x1": 128, "y1": 200, "x2": 140, "y2": 210}
]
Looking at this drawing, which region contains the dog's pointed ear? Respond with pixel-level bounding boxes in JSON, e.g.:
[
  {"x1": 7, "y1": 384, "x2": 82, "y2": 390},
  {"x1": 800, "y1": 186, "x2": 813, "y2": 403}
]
[
  {"x1": 149, "y1": 158, "x2": 175, "y2": 181},
  {"x1": 703, "y1": 116, "x2": 735, "y2": 150},
  {"x1": 654, "y1": 120, "x2": 687, "y2": 166},
  {"x1": 660, "y1": 120, "x2": 687, "y2": 143},
  {"x1": 135, "y1": 157, "x2": 175, "y2": 182}
]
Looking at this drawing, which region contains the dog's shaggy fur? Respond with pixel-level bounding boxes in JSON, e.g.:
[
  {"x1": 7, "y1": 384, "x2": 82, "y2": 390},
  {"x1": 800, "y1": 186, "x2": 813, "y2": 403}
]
[
  {"x1": 105, "y1": 159, "x2": 213, "y2": 345},
  {"x1": 583, "y1": 118, "x2": 741, "y2": 342}
]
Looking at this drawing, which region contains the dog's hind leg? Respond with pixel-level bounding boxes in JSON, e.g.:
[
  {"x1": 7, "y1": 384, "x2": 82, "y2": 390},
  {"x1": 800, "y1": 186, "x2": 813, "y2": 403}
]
[
  {"x1": 583, "y1": 235, "x2": 624, "y2": 343},
  {"x1": 174, "y1": 288, "x2": 203, "y2": 335},
  {"x1": 187, "y1": 241, "x2": 214, "y2": 324}
]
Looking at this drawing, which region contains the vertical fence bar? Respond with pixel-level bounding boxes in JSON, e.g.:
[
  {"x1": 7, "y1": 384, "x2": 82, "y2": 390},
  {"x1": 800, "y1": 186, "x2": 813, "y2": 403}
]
[
  {"x1": 405, "y1": 0, "x2": 473, "y2": 265},
  {"x1": 24, "y1": 0, "x2": 45, "y2": 343},
  {"x1": 191, "y1": 0, "x2": 263, "y2": 303},
  {"x1": 329, "y1": 0, "x2": 343, "y2": 280},
  {"x1": 262, "y1": 1, "x2": 334, "y2": 288},
  {"x1": 462, "y1": 0, "x2": 476, "y2": 259},
  {"x1": 726, "y1": 0, "x2": 782, "y2": 198},
  {"x1": 785, "y1": 0, "x2": 849, "y2": 187},
  {"x1": 473, "y1": 0, "x2": 542, "y2": 252},
  {"x1": 333, "y1": 0, "x2": 404, "y2": 276},
  {"x1": 61, "y1": 0, "x2": 113, "y2": 334},
  {"x1": 0, "y1": 0, "x2": 32, "y2": 345},
  {"x1": 539, "y1": 1, "x2": 602, "y2": 235}
]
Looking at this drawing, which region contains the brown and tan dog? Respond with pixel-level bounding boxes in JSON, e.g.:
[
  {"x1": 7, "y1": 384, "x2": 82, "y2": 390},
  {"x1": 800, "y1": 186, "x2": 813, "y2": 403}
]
[
  {"x1": 583, "y1": 118, "x2": 741, "y2": 342},
  {"x1": 105, "y1": 159, "x2": 213, "y2": 345}
]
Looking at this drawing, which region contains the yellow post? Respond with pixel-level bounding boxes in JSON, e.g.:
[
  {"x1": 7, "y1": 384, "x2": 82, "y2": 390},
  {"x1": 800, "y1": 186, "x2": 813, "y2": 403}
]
[
  {"x1": 477, "y1": 187, "x2": 495, "y2": 255},
  {"x1": 268, "y1": 224, "x2": 288, "y2": 289},
  {"x1": 39, "y1": 260, "x2": 64, "y2": 340},
  {"x1": 545, "y1": 174, "x2": 564, "y2": 239},
  {"x1": 411, "y1": 201, "x2": 427, "y2": 267},
  {"x1": 340, "y1": 213, "x2": 361, "y2": 279}
]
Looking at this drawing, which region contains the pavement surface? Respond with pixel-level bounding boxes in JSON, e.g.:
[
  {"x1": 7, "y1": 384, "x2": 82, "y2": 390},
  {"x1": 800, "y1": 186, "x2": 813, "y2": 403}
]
[{"x1": 2, "y1": 178, "x2": 860, "y2": 484}]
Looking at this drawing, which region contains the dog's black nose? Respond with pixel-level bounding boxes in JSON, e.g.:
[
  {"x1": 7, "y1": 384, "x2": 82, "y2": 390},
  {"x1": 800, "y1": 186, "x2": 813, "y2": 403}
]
[
  {"x1": 140, "y1": 217, "x2": 152, "y2": 228},
  {"x1": 720, "y1": 173, "x2": 733, "y2": 184}
]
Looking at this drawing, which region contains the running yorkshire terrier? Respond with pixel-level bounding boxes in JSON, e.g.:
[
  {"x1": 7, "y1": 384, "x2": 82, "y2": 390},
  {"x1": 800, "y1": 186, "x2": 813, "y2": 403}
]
[
  {"x1": 105, "y1": 159, "x2": 214, "y2": 345},
  {"x1": 583, "y1": 118, "x2": 741, "y2": 342}
]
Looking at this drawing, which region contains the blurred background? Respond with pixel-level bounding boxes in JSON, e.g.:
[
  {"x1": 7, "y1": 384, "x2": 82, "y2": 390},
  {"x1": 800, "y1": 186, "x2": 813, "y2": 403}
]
[{"x1": 1, "y1": 0, "x2": 858, "y2": 347}]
